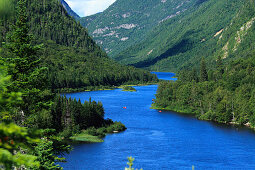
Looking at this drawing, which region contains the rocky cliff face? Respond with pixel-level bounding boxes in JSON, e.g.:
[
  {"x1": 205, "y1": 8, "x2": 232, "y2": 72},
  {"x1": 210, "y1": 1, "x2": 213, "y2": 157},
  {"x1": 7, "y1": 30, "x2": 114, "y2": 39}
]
[
  {"x1": 78, "y1": 0, "x2": 255, "y2": 72},
  {"x1": 78, "y1": 0, "x2": 196, "y2": 57}
]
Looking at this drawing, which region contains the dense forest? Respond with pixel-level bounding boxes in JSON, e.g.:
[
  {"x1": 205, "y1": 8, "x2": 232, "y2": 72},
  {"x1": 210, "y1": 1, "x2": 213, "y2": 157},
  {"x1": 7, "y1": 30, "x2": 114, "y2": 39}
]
[
  {"x1": 1, "y1": 0, "x2": 254, "y2": 168},
  {"x1": 0, "y1": 0, "x2": 144, "y2": 169},
  {"x1": 0, "y1": 0, "x2": 158, "y2": 92},
  {"x1": 82, "y1": 0, "x2": 255, "y2": 73},
  {"x1": 79, "y1": 0, "x2": 196, "y2": 57},
  {"x1": 153, "y1": 0, "x2": 255, "y2": 126},
  {"x1": 153, "y1": 56, "x2": 255, "y2": 126},
  {"x1": 118, "y1": 0, "x2": 248, "y2": 71}
]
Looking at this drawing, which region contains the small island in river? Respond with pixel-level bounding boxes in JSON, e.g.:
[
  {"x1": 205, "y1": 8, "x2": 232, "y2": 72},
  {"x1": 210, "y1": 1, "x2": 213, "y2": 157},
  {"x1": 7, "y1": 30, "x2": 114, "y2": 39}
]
[{"x1": 122, "y1": 86, "x2": 137, "y2": 92}]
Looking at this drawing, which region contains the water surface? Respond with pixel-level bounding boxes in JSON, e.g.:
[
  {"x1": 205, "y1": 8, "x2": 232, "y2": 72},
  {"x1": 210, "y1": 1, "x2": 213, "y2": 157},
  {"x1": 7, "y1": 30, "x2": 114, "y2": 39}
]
[{"x1": 61, "y1": 72, "x2": 255, "y2": 169}]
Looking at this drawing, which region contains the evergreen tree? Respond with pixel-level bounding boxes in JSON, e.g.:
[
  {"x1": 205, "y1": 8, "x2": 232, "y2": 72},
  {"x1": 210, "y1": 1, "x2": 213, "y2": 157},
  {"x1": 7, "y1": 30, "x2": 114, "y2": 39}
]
[
  {"x1": 200, "y1": 57, "x2": 208, "y2": 82},
  {"x1": 191, "y1": 68, "x2": 198, "y2": 82},
  {"x1": 4, "y1": 0, "x2": 49, "y2": 121},
  {"x1": 216, "y1": 56, "x2": 224, "y2": 80}
]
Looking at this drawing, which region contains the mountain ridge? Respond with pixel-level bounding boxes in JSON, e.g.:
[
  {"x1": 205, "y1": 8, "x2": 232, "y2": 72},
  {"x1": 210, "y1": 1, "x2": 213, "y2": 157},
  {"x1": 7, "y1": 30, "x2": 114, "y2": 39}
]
[
  {"x1": 0, "y1": 0, "x2": 158, "y2": 91},
  {"x1": 79, "y1": 0, "x2": 197, "y2": 57},
  {"x1": 79, "y1": 0, "x2": 254, "y2": 72},
  {"x1": 60, "y1": 0, "x2": 80, "y2": 19}
]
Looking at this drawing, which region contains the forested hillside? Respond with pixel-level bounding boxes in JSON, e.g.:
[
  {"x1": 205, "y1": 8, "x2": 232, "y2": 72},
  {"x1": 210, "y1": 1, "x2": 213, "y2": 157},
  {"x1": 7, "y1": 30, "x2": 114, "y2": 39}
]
[
  {"x1": 118, "y1": 0, "x2": 250, "y2": 71},
  {"x1": 79, "y1": 0, "x2": 198, "y2": 57},
  {"x1": 153, "y1": 0, "x2": 255, "y2": 127},
  {"x1": 79, "y1": 0, "x2": 254, "y2": 72},
  {"x1": 153, "y1": 56, "x2": 255, "y2": 127},
  {"x1": 0, "y1": 0, "x2": 158, "y2": 92},
  {"x1": 0, "y1": 0, "x2": 155, "y2": 168}
]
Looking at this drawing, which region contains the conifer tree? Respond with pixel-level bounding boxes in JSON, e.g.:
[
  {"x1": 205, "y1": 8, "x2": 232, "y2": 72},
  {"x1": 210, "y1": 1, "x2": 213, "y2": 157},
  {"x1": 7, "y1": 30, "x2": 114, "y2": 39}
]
[
  {"x1": 200, "y1": 57, "x2": 208, "y2": 82},
  {"x1": 4, "y1": 0, "x2": 49, "y2": 120},
  {"x1": 0, "y1": 1, "x2": 41, "y2": 169},
  {"x1": 216, "y1": 56, "x2": 224, "y2": 79},
  {"x1": 191, "y1": 68, "x2": 198, "y2": 82}
]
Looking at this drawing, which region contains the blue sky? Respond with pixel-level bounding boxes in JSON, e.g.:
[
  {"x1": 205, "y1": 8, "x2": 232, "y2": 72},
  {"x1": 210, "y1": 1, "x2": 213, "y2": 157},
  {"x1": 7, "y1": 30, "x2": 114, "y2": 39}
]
[{"x1": 65, "y1": 0, "x2": 116, "y2": 17}]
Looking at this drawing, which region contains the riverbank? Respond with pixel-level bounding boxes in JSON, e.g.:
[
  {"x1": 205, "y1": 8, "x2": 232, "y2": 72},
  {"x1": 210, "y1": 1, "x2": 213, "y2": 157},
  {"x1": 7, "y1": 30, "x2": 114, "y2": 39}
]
[
  {"x1": 70, "y1": 133, "x2": 104, "y2": 143},
  {"x1": 151, "y1": 104, "x2": 255, "y2": 130},
  {"x1": 56, "y1": 82, "x2": 158, "y2": 93},
  {"x1": 69, "y1": 121, "x2": 127, "y2": 143},
  {"x1": 151, "y1": 104, "x2": 196, "y2": 116},
  {"x1": 61, "y1": 73, "x2": 255, "y2": 169},
  {"x1": 121, "y1": 86, "x2": 137, "y2": 92}
]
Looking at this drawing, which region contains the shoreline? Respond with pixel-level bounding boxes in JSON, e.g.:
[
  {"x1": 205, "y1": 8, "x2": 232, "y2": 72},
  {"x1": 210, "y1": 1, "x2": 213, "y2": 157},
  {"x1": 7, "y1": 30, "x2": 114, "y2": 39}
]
[
  {"x1": 69, "y1": 130, "x2": 125, "y2": 143},
  {"x1": 68, "y1": 121, "x2": 127, "y2": 143},
  {"x1": 151, "y1": 104, "x2": 255, "y2": 131},
  {"x1": 59, "y1": 82, "x2": 158, "y2": 94}
]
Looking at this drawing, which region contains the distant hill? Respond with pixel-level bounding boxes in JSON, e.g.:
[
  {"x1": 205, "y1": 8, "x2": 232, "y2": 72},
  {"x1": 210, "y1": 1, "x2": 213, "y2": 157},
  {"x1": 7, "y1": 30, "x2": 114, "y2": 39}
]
[
  {"x1": 79, "y1": 0, "x2": 255, "y2": 72},
  {"x1": 120, "y1": 0, "x2": 255, "y2": 71},
  {"x1": 60, "y1": 0, "x2": 80, "y2": 19},
  {"x1": 79, "y1": 0, "x2": 197, "y2": 57},
  {"x1": 0, "y1": 0, "x2": 158, "y2": 91}
]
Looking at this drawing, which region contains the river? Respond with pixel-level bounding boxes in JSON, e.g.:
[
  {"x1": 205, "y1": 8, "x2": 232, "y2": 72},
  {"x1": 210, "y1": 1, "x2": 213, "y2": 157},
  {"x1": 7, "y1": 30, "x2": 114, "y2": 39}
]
[{"x1": 61, "y1": 72, "x2": 255, "y2": 169}]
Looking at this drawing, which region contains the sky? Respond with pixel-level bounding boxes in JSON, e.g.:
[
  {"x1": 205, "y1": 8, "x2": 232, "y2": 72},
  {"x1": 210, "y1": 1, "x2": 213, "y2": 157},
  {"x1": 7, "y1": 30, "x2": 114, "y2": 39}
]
[{"x1": 65, "y1": 0, "x2": 116, "y2": 17}]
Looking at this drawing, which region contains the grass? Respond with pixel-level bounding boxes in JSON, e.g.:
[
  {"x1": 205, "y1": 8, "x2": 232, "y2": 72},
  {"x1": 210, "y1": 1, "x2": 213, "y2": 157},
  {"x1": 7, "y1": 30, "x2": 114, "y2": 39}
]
[
  {"x1": 70, "y1": 122, "x2": 126, "y2": 143},
  {"x1": 58, "y1": 82, "x2": 158, "y2": 93},
  {"x1": 70, "y1": 133, "x2": 104, "y2": 143},
  {"x1": 122, "y1": 86, "x2": 137, "y2": 92}
]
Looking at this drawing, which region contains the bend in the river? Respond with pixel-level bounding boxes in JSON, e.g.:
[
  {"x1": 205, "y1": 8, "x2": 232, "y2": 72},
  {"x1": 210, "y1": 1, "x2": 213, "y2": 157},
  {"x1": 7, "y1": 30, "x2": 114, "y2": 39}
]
[{"x1": 61, "y1": 72, "x2": 255, "y2": 169}]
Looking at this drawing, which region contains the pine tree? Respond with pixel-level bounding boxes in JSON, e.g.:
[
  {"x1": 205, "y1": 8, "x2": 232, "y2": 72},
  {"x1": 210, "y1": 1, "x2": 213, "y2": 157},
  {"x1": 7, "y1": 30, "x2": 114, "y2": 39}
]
[
  {"x1": 200, "y1": 57, "x2": 208, "y2": 82},
  {"x1": 191, "y1": 68, "x2": 198, "y2": 82},
  {"x1": 216, "y1": 56, "x2": 224, "y2": 80},
  {"x1": 4, "y1": 0, "x2": 49, "y2": 121}
]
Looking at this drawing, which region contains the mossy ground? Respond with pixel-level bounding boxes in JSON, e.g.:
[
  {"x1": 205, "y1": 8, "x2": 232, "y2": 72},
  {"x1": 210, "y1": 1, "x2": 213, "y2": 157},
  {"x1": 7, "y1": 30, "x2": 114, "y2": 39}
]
[{"x1": 70, "y1": 133, "x2": 104, "y2": 143}]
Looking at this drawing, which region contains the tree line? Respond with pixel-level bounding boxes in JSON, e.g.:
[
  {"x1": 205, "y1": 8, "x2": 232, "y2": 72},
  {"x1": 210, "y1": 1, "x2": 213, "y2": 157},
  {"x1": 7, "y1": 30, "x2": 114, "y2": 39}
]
[
  {"x1": 0, "y1": 0, "x2": 143, "y2": 169},
  {"x1": 154, "y1": 56, "x2": 255, "y2": 126},
  {"x1": 0, "y1": 0, "x2": 158, "y2": 92}
]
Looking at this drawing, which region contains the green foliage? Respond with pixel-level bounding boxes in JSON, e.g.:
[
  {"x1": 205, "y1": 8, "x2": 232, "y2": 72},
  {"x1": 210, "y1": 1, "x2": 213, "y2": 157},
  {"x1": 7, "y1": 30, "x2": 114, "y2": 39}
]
[
  {"x1": 79, "y1": 0, "x2": 197, "y2": 58},
  {"x1": 3, "y1": 0, "x2": 51, "y2": 123},
  {"x1": 200, "y1": 57, "x2": 208, "y2": 82},
  {"x1": 107, "y1": 121, "x2": 126, "y2": 132},
  {"x1": 125, "y1": 157, "x2": 142, "y2": 170},
  {"x1": 0, "y1": 0, "x2": 15, "y2": 19},
  {"x1": 0, "y1": 61, "x2": 22, "y2": 120},
  {"x1": 51, "y1": 96, "x2": 106, "y2": 133},
  {"x1": 0, "y1": 70, "x2": 41, "y2": 169},
  {"x1": 33, "y1": 138, "x2": 67, "y2": 170},
  {"x1": 154, "y1": 56, "x2": 255, "y2": 126},
  {"x1": 0, "y1": 0, "x2": 158, "y2": 92},
  {"x1": 52, "y1": 95, "x2": 127, "y2": 139},
  {"x1": 70, "y1": 133, "x2": 104, "y2": 143},
  {"x1": 0, "y1": 63, "x2": 66, "y2": 170},
  {"x1": 0, "y1": 123, "x2": 40, "y2": 169},
  {"x1": 70, "y1": 121, "x2": 126, "y2": 142},
  {"x1": 113, "y1": 0, "x2": 253, "y2": 72},
  {"x1": 42, "y1": 41, "x2": 158, "y2": 91},
  {"x1": 122, "y1": 86, "x2": 137, "y2": 92}
]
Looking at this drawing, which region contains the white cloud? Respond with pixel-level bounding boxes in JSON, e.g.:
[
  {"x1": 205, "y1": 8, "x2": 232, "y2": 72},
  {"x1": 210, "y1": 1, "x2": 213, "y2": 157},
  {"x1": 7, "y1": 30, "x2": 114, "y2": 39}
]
[{"x1": 65, "y1": 0, "x2": 116, "y2": 17}]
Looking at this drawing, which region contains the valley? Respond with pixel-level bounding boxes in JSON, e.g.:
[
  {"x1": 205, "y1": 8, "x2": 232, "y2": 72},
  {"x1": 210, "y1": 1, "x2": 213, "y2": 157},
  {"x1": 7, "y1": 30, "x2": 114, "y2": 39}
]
[{"x1": 0, "y1": 0, "x2": 255, "y2": 169}]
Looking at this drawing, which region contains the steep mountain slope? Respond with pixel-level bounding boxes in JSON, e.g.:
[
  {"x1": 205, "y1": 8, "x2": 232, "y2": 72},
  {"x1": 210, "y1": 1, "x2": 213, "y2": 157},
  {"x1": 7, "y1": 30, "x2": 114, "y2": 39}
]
[
  {"x1": 0, "y1": 0, "x2": 158, "y2": 91},
  {"x1": 79, "y1": 0, "x2": 198, "y2": 57},
  {"x1": 214, "y1": 1, "x2": 255, "y2": 62},
  {"x1": 79, "y1": 0, "x2": 254, "y2": 72},
  {"x1": 153, "y1": 1, "x2": 255, "y2": 127},
  {"x1": 60, "y1": 0, "x2": 80, "y2": 19},
  {"x1": 118, "y1": 0, "x2": 253, "y2": 71}
]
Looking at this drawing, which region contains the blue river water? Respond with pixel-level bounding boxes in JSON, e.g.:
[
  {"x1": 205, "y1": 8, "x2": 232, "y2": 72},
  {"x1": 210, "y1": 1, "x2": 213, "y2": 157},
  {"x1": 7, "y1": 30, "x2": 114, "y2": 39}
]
[{"x1": 61, "y1": 72, "x2": 255, "y2": 169}]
